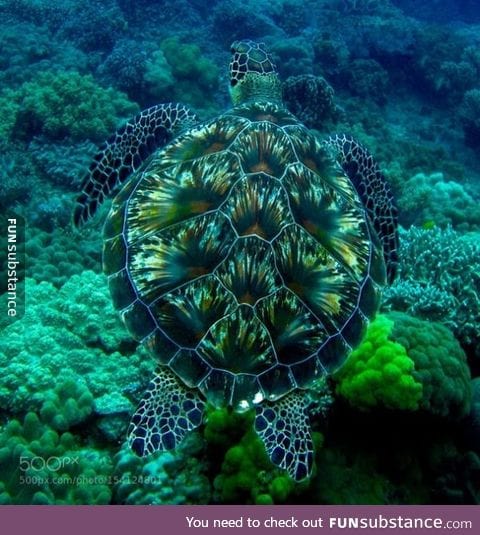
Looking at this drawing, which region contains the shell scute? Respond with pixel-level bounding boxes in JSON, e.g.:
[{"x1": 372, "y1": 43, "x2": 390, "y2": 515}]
[{"x1": 104, "y1": 101, "x2": 386, "y2": 405}]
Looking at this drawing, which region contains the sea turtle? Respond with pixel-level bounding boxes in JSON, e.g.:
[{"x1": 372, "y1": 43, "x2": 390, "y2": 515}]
[{"x1": 74, "y1": 40, "x2": 398, "y2": 481}]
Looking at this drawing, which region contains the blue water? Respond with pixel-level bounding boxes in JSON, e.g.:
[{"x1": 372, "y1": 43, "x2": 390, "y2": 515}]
[{"x1": 0, "y1": 0, "x2": 479, "y2": 505}]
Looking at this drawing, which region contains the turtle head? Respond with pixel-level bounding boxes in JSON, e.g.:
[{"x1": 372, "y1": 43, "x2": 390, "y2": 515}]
[{"x1": 229, "y1": 40, "x2": 282, "y2": 106}]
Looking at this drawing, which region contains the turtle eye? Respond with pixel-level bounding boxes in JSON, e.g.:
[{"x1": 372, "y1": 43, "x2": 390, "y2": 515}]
[{"x1": 230, "y1": 79, "x2": 238, "y2": 87}]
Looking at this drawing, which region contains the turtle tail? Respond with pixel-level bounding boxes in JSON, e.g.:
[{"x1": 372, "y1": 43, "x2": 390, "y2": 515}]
[{"x1": 73, "y1": 103, "x2": 198, "y2": 228}]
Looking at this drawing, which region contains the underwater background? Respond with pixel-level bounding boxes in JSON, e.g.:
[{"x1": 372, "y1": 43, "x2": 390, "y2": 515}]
[{"x1": 0, "y1": 0, "x2": 479, "y2": 505}]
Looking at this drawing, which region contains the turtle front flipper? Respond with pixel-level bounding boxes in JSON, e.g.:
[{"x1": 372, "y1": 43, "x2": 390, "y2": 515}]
[
  {"x1": 127, "y1": 367, "x2": 205, "y2": 455},
  {"x1": 255, "y1": 392, "x2": 314, "y2": 481},
  {"x1": 325, "y1": 134, "x2": 399, "y2": 283},
  {"x1": 73, "y1": 103, "x2": 198, "y2": 228}
]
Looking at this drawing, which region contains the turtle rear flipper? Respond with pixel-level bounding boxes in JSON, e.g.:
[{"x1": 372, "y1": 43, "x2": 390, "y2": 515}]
[
  {"x1": 255, "y1": 392, "x2": 314, "y2": 481},
  {"x1": 128, "y1": 367, "x2": 205, "y2": 455},
  {"x1": 73, "y1": 103, "x2": 198, "y2": 228}
]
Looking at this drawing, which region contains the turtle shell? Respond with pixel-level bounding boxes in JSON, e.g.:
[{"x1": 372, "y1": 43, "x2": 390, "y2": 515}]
[{"x1": 103, "y1": 101, "x2": 386, "y2": 411}]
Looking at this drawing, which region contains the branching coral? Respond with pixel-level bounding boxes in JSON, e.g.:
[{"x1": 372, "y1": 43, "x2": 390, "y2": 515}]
[{"x1": 382, "y1": 226, "x2": 480, "y2": 358}]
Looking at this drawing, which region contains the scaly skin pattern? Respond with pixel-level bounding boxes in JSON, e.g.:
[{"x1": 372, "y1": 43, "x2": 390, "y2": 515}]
[{"x1": 73, "y1": 103, "x2": 198, "y2": 227}]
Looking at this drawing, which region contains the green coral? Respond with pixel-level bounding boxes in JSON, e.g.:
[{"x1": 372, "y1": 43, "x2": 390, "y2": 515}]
[
  {"x1": 157, "y1": 37, "x2": 219, "y2": 114},
  {"x1": 336, "y1": 313, "x2": 472, "y2": 420},
  {"x1": 214, "y1": 428, "x2": 296, "y2": 504},
  {"x1": 25, "y1": 226, "x2": 101, "y2": 288},
  {"x1": 335, "y1": 314, "x2": 423, "y2": 411},
  {"x1": 39, "y1": 379, "x2": 94, "y2": 432},
  {"x1": 399, "y1": 172, "x2": 480, "y2": 230},
  {"x1": 390, "y1": 312, "x2": 472, "y2": 420},
  {"x1": 1, "y1": 70, "x2": 138, "y2": 142},
  {"x1": 205, "y1": 407, "x2": 310, "y2": 504},
  {"x1": 113, "y1": 435, "x2": 210, "y2": 505},
  {"x1": 0, "y1": 271, "x2": 152, "y2": 427},
  {"x1": 0, "y1": 412, "x2": 112, "y2": 504}
]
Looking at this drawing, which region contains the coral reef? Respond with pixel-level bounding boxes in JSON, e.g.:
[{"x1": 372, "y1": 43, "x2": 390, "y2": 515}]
[
  {"x1": 113, "y1": 435, "x2": 210, "y2": 504},
  {"x1": 25, "y1": 227, "x2": 101, "y2": 287},
  {"x1": 0, "y1": 145, "x2": 37, "y2": 211},
  {"x1": 335, "y1": 314, "x2": 423, "y2": 411},
  {"x1": 158, "y1": 37, "x2": 220, "y2": 113},
  {"x1": 211, "y1": 0, "x2": 279, "y2": 45},
  {"x1": 283, "y1": 75, "x2": 340, "y2": 129},
  {"x1": 345, "y1": 59, "x2": 389, "y2": 105},
  {"x1": 204, "y1": 407, "x2": 309, "y2": 504},
  {"x1": 0, "y1": 272, "x2": 152, "y2": 421},
  {"x1": 382, "y1": 226, "x2": 480, "y2": 359},
  {"x1": 29, "y1": 138, "x2": 97, "y2": 188},
  {"x1": 58, "y1": 0, "x2": 126, "y2": 52},
  {"x1": 0, "y1": 412, "x2": 112, "y2": 504},
  {"x1": 271, "y1": 38, "x2": 314, "y2": 77},
  {"x1": 390, "y1": 312, "x2": 472, "y2": 420},
  {"x1": 398, "y1": 172, "x2": 480, "y2": 230},
  {"x1": 97, "y1": 39, "x2": 151, "y2": 99},
  {"x1": 0, "y1": 0, "x2": 479, "y2": 507},
  {"x1": 459, "y1": 89, "x2": 480, "y2": 148},
  {"x1": 4, "y1": 71, "x2": 138, "y2": 142},
  {"x1": 336, "y1": 312, "x2": 472, "y2": 419}
]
